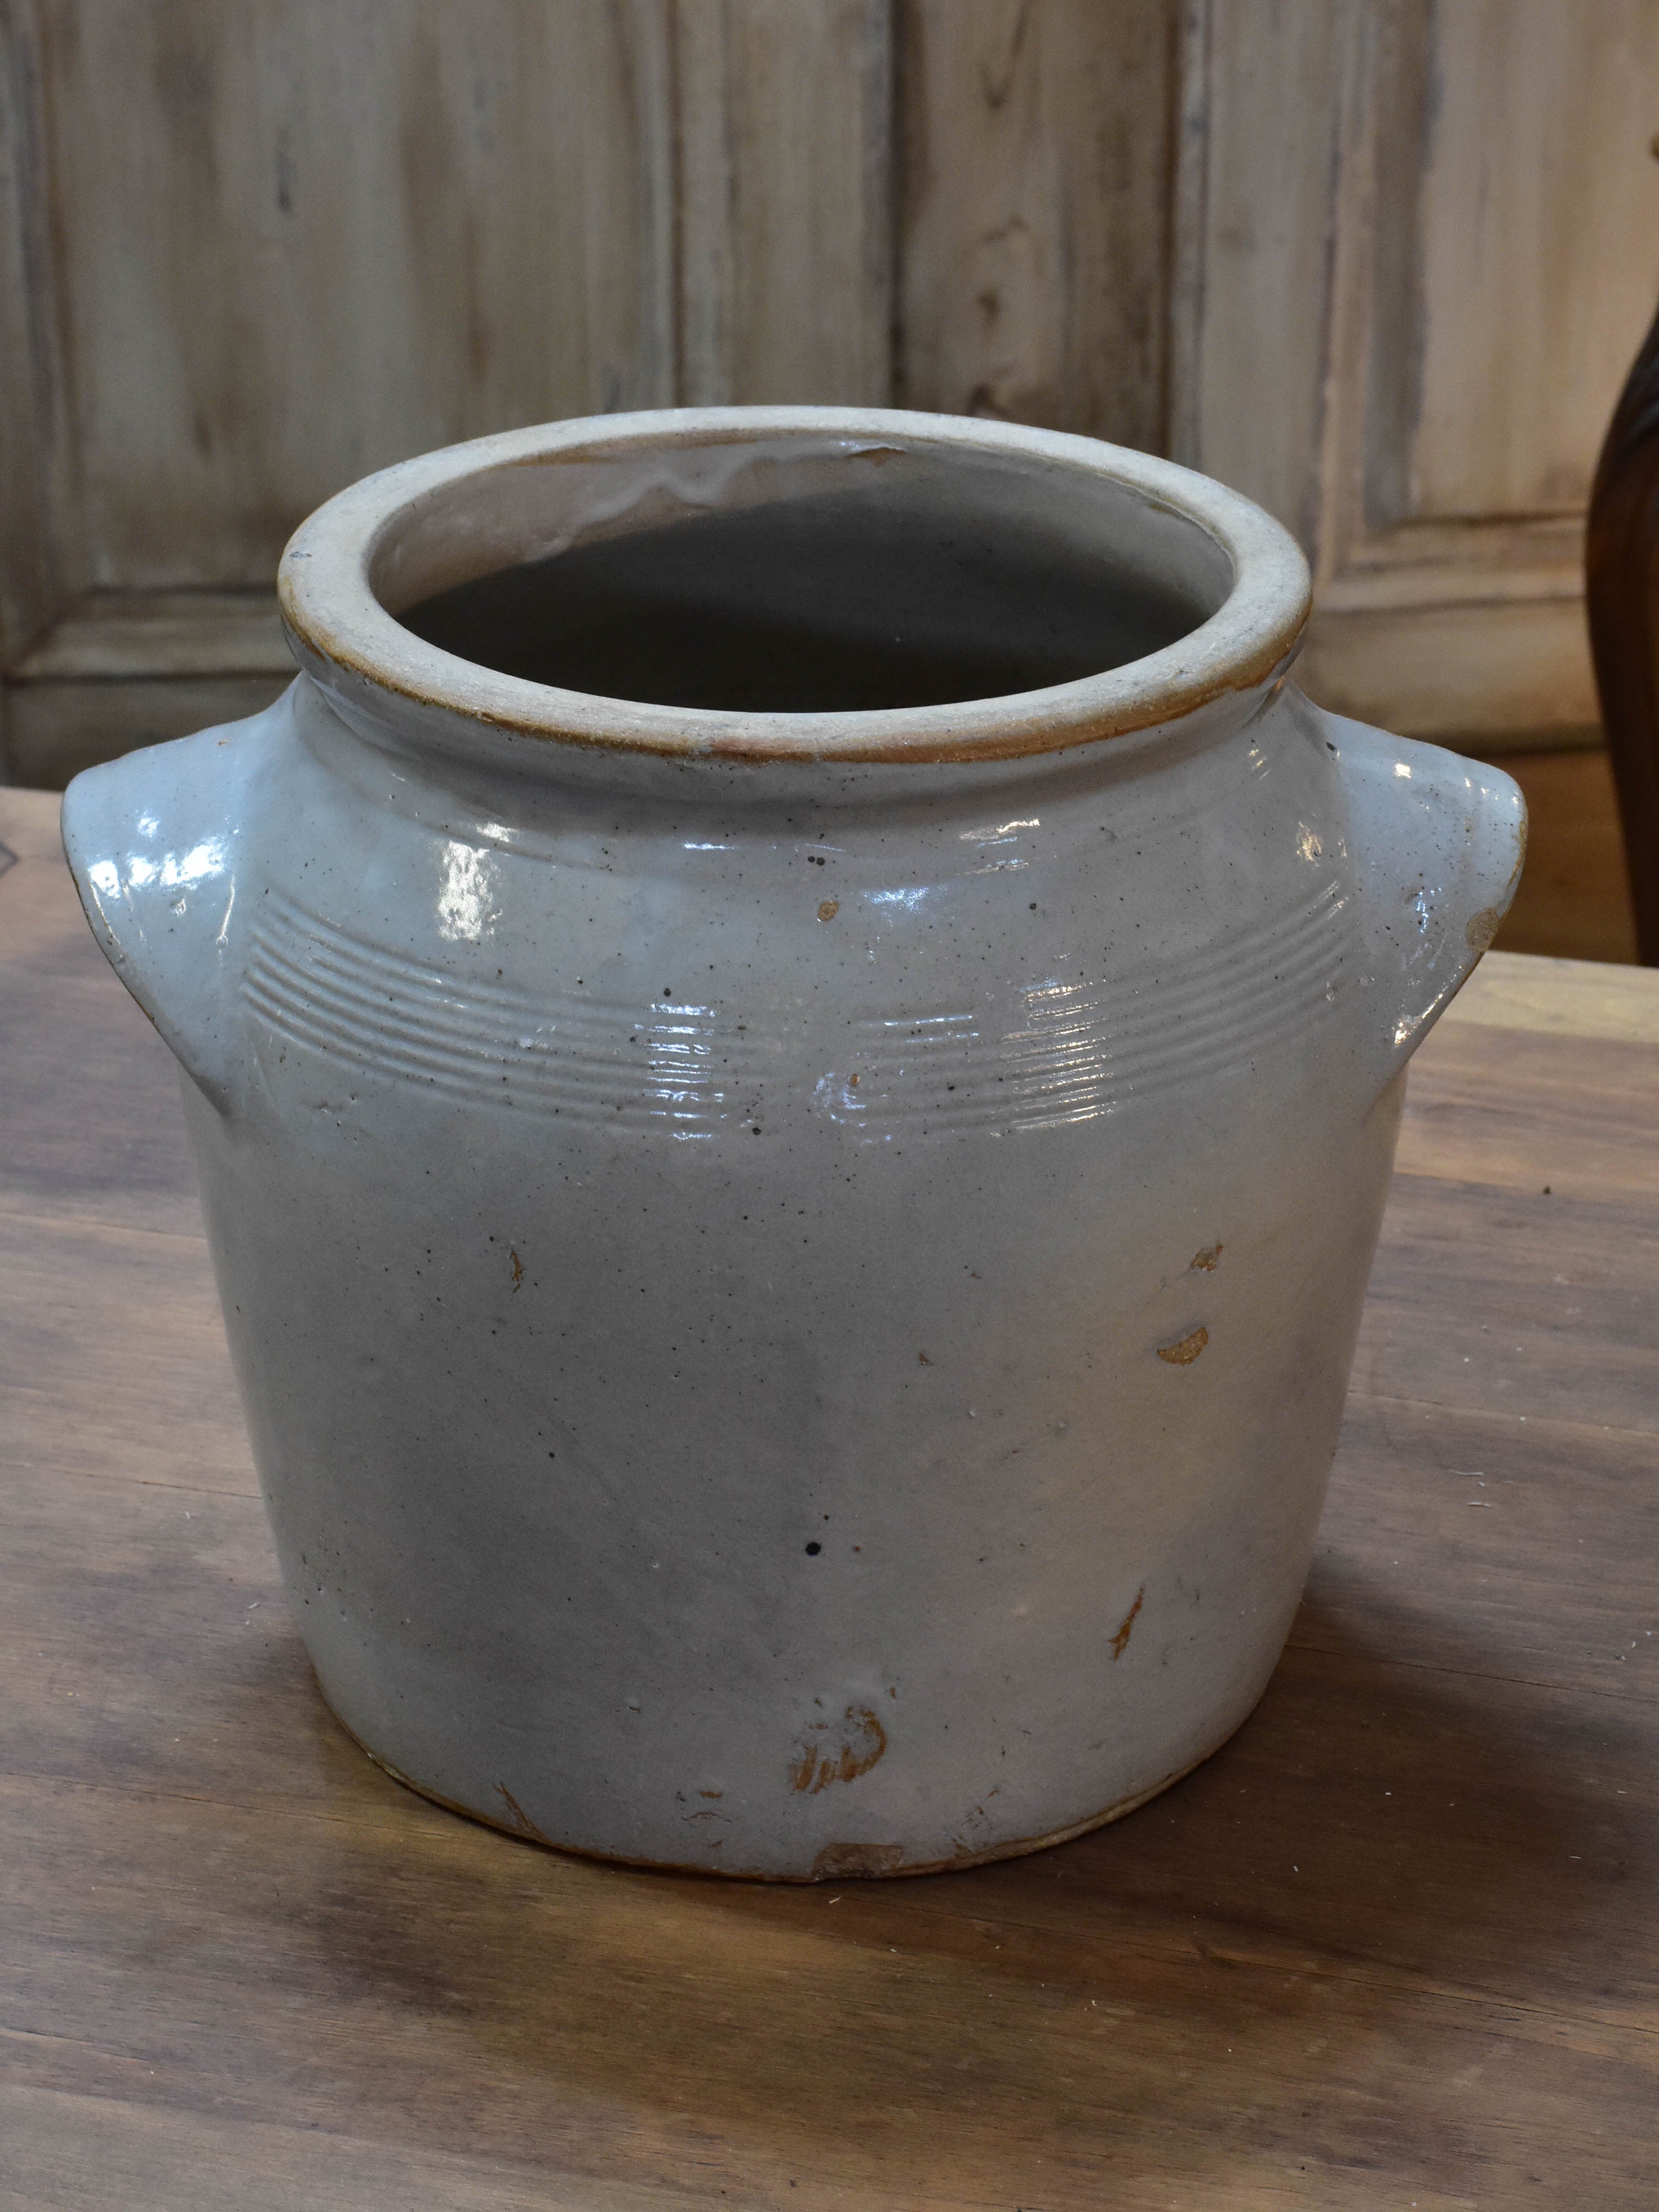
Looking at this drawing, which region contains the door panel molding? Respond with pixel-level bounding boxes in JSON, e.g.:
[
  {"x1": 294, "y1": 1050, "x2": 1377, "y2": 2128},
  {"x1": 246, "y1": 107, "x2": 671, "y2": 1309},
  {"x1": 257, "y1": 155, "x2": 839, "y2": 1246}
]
[{"x1": 5, "y1": 0, "x2": 1653, "y2": 778}]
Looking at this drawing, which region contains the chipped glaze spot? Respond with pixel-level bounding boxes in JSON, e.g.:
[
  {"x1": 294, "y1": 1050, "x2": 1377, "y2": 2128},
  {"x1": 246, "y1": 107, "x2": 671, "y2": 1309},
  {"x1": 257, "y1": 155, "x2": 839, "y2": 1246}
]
[
  {"x1": 790, "y1": 1707, "x2": 888, "y2": 1794},
  {"x1": 1156, "y1": 1326, "x2": 1209, "y2": 1366},
  {"x1": 810, "y1": 1840, "x2": 905, "y2": 1879},
  {"x1": 494, "y1": 1782, "x2": 549, "y2": 1841}
]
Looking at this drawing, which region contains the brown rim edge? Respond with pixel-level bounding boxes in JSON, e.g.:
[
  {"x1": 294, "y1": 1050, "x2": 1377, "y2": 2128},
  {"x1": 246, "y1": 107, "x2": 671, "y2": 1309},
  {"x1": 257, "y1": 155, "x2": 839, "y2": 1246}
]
[{"x1": 278, "y1": 408, "x2": 1313, "y2": 769}]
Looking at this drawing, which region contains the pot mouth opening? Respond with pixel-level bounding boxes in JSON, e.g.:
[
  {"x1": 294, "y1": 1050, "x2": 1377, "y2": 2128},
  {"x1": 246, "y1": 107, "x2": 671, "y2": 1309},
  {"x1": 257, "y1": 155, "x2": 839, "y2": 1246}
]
[{"x1": 279, "y1": 408, "x2": 1311, "y2": 765}]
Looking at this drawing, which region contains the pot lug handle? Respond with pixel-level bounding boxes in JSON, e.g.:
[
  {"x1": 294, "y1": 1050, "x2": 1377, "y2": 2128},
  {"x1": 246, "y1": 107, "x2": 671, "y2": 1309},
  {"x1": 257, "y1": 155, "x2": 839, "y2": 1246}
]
[
  {"x1": 60, "y1": 695, "x2": 285, "y2": 1112},
  {"x1": 1317, "y1": 702, "x2": 1527, "y2": 1081}
]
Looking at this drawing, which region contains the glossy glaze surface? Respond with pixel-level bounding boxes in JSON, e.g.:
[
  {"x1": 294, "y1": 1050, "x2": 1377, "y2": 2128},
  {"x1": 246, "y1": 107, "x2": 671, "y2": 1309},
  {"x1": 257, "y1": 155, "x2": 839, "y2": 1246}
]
[{"x1": 61, "y1": 409, "x2": 1525, "y2": 1877}]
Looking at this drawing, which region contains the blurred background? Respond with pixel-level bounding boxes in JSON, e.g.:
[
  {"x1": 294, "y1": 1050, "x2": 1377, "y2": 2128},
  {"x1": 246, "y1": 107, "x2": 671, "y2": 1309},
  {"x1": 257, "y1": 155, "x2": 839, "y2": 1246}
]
[{"x1": 2, "y1": 0, "x2": 1656, "y2": 959}]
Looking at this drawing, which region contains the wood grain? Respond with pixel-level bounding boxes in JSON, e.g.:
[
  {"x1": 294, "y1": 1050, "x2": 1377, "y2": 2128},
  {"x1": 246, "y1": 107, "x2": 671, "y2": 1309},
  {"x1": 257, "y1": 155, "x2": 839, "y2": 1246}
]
[
  {"x1": 1264, "y1": 0, "x2": 1653, "y2": 752},
  {"x1": 1172, "y1": 0, "x2": 1357, "y2": 545},
  {"x1": 1297, "y1": 598, "x2": 1602, "y2": 750},
  {"x1": 1357, "y1": 1176, "x2": 1657, "y2": 1433},
  {"x1": 3, "y1": 589, "x2": 295, "y2": 781},
  {"x1": 1479, "y1": 750, "x2": 1640, "y2": 969},
  {"x1": 895, "y1": 0, "x2": 1173, "y2": 447},
  {"x1": 0, "y1": 794, "x2": 200, "y2": 1232},
  {"x1": 1409, "y1": 0, "x2": 1659, "y2": 521},
  {"x1": 673, "y1": 0, "x2": 894, "y2": 408},
  {"x1": 4, "y1": 672, "x2": 294, "y2": 787},
  {"x1": 12, "y1": 592, "x2": 291, "y2": 682},
  {"x1": 1443, "y1": 946, "x2": 1659, "y2": 1044},
  {"x1": 31, "y1": 0, "x2": 676, "y2": 592},
  {"x1": 1392, "y1": 1027, "x2": 1659, "y2": 1201},
  {"x1": 2, "y1": 781, "x2": 1657, "y2": 2206},
  {"x1": 9, "y1": 1, "x2": 1659, "y2": 785},
  {"x1": 0, "y1": 0, "x2": 67, "y2": 667}
]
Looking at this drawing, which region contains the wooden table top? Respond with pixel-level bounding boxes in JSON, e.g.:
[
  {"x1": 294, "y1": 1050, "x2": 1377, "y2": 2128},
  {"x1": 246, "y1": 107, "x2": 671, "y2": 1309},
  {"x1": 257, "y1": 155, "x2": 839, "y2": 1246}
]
[{"x1": 2, "y1": 782, "x2": 1655, "y2": 2211}]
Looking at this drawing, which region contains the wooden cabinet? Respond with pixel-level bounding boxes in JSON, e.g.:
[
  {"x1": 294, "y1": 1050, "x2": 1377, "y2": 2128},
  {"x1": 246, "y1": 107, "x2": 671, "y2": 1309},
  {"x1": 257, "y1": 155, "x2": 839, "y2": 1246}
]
[{"x1": 4, "y1": 0, "x2": 1656, "y2": 784}]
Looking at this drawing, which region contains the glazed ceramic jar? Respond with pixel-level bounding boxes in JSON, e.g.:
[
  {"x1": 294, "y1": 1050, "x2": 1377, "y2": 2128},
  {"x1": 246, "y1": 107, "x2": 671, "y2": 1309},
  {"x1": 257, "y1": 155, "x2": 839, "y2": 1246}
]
[{"x1": 63, "y1": 408, "x2": 1524, "y2": 1880}]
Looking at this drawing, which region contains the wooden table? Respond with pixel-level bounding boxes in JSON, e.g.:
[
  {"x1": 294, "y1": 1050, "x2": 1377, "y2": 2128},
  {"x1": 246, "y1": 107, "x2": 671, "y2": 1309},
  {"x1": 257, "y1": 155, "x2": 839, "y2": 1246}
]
[{"x1": 3, "y1": 784, "x2": 1655, "y2": 2211}]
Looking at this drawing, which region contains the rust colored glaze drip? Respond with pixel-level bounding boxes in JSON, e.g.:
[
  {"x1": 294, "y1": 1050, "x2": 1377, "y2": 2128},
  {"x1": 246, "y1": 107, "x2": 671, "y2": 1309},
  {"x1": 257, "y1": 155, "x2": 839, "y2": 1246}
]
[
  {"x1": 1587, "y1": 295, "x2": 1659, "y2": 966},
  {"x1": 1156, "y1": 1326, "x2": 1209, "y2": 1366},
  {"x1": 789, "y1": 1705, "x2": 889, "y2": 1794}
]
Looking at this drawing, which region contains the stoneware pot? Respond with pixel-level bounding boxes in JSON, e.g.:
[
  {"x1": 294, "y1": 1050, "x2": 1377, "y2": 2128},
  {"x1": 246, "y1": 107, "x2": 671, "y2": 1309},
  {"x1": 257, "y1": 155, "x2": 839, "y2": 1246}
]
[{"x1": 62, "y1": 407, "x2": 1525, "y2": 1881}]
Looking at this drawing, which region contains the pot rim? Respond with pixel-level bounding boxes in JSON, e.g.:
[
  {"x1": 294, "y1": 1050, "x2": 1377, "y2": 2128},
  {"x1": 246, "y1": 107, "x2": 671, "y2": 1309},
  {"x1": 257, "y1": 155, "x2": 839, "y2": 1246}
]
[{"x1": 277, "y1": 406, "x2": 1312, "y2": 766}]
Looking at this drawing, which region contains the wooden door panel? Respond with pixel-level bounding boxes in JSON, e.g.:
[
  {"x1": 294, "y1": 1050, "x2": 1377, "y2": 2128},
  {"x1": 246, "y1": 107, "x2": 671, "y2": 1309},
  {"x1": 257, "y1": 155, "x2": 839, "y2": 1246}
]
[
  {"x1": 37, "y1": 0, "x2": 676, "y2": 592},
  {"x1": 6, "y1": 0, "x2": 1657, "y2": 781}
]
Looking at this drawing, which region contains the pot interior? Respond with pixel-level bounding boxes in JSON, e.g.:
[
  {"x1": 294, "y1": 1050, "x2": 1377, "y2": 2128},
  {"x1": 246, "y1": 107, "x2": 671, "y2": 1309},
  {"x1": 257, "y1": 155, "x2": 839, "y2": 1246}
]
[{"x1": 379, "y1": 437, "x2": 1231, "y2": 715}]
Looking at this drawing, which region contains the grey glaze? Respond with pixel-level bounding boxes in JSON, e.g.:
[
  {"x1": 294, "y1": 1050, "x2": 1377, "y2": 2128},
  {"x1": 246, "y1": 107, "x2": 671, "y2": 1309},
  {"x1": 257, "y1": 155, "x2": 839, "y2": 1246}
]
[{"x1": 62, "y1": 409, "x2": 1525, "y2": 1879}]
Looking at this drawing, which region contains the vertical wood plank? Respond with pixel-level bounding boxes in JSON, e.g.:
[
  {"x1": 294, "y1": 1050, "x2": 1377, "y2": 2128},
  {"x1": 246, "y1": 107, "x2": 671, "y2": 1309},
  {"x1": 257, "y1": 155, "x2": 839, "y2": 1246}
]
[
  {"x1": 895, "y1": 0, "x2": 1176, "y2": 450},
  {"x1": 1406, "y1": 0, "x2": 1659, "y2": 521},
  {"x1": 34, "y1": 0, "x2": 676, "y2": 591},
  {"x1": 673, "y1": 0, "x2": 894, "y2": 406},
  {"x1": 1354, "y1": 0, "x2": 1433, "y2": 541},
  {"x1": 0, "y1": 0, "x2": 71, "y2": 664},
  {"x1": 1172, "y1": 0, "x2": 1360, "y2": 549},
  {"x1": 1165, "y1": 0, "x2": 1212, "y2": 472}
]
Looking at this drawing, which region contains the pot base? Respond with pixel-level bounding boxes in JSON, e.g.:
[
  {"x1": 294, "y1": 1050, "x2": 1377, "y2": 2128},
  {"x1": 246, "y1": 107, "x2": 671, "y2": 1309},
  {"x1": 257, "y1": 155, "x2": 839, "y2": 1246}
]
[{"x1": 324, "y1": 1690, "x2": 1260, "y2": 1883}]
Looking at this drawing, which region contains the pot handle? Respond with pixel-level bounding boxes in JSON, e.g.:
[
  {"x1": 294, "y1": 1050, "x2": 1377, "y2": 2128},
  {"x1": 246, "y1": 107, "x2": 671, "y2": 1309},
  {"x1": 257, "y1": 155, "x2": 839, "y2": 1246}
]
[
  {"x1": 60, "y1": 694, "x2": 284, "y2": 1112},
  {"x1": 1317, "y1": 702, "x2": 1527, "y2": 1080}
]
